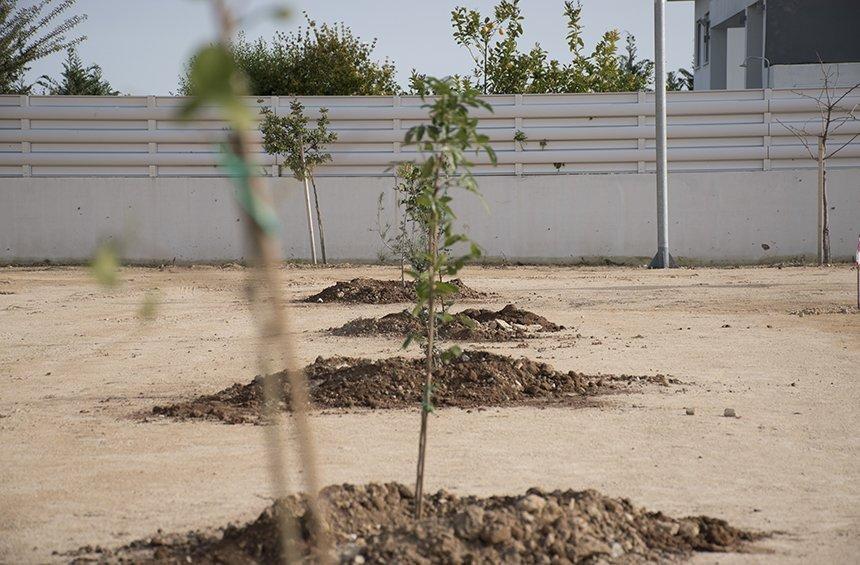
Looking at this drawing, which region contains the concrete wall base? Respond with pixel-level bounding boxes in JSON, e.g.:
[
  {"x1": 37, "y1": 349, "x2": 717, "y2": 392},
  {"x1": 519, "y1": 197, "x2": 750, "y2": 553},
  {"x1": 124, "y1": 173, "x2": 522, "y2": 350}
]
[{"x1": 2, "y1": 170, "x2": 858, "y2": 265}]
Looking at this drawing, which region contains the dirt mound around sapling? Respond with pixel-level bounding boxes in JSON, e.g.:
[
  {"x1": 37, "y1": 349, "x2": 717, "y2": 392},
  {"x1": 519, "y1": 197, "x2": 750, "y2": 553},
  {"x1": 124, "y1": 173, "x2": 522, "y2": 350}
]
[
  {"x1": 72, "y1": 482, "x2": 765, "y2": 564},
  {"x1": 151, "y1": 351, "x2": 676, "y2": 424},
  {"x1": 303, "y1": 277, "x2": 485, "y2": 304},
  {"x1": 332, "y1": 304, "x2": 564, "y2": 341}
]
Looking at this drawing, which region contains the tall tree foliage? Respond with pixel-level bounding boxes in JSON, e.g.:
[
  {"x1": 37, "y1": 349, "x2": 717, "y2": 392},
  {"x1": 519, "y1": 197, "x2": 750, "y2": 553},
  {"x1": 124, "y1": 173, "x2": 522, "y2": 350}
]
[
  {"x1": 667, "y1": 67, "x2": 694, "y2": 91},
  {"x1": 180, "y1": 12, "x2": 399, "y2": 96},
  {"x1": 0, "y1": 0, "x2": 86, "y2": 93},
  {"x1": 448, "y1": 0, "x2": 654, "y2": 94},
  {"x1": 37, "y1": 48, "x2": 117, "y2": 95}
]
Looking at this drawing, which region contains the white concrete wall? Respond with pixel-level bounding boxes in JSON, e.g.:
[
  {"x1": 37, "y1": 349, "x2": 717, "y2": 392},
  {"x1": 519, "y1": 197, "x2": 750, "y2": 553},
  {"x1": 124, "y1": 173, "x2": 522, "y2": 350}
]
[
  {"x1": 769, "y1": 63, "x2": 860, "y2": 89},
  {"x1": 2, "y1": 171, "x2": 858, "y2": 265},
  {"x1": 726, "y1": 28, "x2": 747, "y2": 89}
]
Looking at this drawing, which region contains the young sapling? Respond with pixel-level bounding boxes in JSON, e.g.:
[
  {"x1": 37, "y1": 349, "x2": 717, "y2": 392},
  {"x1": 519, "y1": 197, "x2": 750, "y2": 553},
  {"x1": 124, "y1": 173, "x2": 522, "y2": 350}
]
[
  {"x1": 401, "y1": 76, "x2": 496, "y2": 518},
  {"x1": 260, "y1": 100, "x2": 337, "y2": 264}
]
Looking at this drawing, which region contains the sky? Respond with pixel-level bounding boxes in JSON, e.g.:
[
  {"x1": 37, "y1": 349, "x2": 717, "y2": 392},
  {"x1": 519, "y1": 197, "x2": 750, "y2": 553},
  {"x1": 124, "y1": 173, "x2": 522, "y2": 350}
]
[{"x1": 23, "y1": 0, "x2": 695, "y2": 95}]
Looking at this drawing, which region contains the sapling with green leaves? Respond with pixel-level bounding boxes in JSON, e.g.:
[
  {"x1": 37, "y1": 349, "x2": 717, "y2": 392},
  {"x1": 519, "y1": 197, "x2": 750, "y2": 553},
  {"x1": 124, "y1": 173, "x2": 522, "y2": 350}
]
[
  {"x1": 377, "y1": 162, "x2": 430, "y2": 284},
  {"x1": 402, "y1": 76, "x2": 496, "y2": 518},
  {"x1": 260, "y1": 100, "x2": 337, "y2": 264}
]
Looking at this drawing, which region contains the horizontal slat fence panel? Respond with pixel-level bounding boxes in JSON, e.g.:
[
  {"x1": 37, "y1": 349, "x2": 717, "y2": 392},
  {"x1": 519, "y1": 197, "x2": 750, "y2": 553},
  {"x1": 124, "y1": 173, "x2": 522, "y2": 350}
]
[{"x1": 1, "y1": 89, "x2": 858, "y2": 177}]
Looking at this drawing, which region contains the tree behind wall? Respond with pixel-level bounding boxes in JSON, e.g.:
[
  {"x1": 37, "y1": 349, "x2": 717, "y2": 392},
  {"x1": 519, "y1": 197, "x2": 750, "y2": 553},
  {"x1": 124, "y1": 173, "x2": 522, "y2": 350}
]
[
  {"x1": 37, "y1": 48, "x2": 117, "y2": 95},
  {"x1": 0, "y1": 0, "x2": 87, "y2": 93},
  {"x1": 667, "y1": 67, "x2": 694, "y2": 91},
  {"x1": 259, "y1": 100, "x2": 337, "y2": 264},
  {"x1": 448, "y1": 0, "x2": 654, "y2": 94},
  {"x1": 179, "y1": 12, "x2": 399, "y2": 96}
]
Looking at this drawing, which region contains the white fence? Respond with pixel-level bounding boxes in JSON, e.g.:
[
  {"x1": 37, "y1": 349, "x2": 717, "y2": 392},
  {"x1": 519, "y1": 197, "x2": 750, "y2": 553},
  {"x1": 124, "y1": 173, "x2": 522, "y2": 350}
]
[{"x1": 2, "y1": 89, "x2": 860, "y2": 177}]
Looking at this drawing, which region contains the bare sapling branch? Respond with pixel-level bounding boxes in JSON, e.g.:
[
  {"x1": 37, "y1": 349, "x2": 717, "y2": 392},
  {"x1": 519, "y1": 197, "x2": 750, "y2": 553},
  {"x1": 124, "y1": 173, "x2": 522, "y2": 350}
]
[{"x1": 776, "y1": 59, "x2": 860, "y2": 265}]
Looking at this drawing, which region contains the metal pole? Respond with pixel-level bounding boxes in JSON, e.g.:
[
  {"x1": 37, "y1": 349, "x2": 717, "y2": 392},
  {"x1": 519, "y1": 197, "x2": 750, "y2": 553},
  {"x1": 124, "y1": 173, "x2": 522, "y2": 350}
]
[{"x1": 650, "y1": 0, "x2": 674, "y2": 269}]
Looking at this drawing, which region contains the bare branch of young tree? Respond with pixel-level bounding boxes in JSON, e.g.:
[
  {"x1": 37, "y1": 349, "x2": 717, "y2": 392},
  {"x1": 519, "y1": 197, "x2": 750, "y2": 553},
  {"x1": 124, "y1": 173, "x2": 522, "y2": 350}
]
[
  {"x1": 777, "y1": 58, "x2": 860, "y2": 264},
  {"x1": 825, "y1": 132, "x2": 860, "y2": 160},
  {"x1": 774, "y1": 118, "x2": 817, "y2": 160}
]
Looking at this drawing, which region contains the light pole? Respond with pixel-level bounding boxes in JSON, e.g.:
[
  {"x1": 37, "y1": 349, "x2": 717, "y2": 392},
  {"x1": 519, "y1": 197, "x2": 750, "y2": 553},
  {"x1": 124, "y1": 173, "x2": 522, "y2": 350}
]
[{"x1": 649, "y1": 0, "x2": 676, "y2": 268}]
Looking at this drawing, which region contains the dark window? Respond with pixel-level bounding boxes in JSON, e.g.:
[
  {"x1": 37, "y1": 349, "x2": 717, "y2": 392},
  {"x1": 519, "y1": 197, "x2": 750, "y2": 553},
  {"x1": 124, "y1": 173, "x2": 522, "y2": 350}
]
[
  {"x1": 703, "y1": 14, "x2": 710, "y2": 63},
  {"x1": 695, "y1": 14, "x2": 711, "y2": 67}
]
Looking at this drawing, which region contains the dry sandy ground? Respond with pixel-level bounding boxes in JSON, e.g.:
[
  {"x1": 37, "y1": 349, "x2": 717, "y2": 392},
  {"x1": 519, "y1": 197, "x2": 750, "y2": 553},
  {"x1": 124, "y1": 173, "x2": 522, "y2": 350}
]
[{"x1": 0, "y1": 265, "x2": 858, "y2": 563}]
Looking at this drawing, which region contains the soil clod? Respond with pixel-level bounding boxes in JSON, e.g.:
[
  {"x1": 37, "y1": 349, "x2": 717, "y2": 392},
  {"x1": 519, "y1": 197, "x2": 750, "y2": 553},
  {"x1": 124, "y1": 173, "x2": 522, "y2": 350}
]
[
  {"x1": 303, "y1": 278, "x2": 485, "y2": 304},
  {"x1": 152, "y1": 351, "x2": 678, "y2": 424},
  {"x1": 71, "y1": 482, "x2": 764, "y2": 563},
  {"x1": 332, "y1": 304, "x2": 564, "y2": 341}
]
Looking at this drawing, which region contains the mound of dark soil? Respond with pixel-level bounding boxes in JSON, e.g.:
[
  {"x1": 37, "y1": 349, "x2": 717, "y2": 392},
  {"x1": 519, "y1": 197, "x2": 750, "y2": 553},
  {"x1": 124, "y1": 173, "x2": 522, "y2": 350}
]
[
  {"x1": 72, "y1": 482, "x2": 764, "y2": 563},
  {"x1": 332, "y1": 304, "x2": 564, "y2": 341},
  {"x1": 151, "y1": 351, "x2": 676, "y2": 424},
  {"x1": 303, "y1": 278, "x2": 485, "y2": 304}
]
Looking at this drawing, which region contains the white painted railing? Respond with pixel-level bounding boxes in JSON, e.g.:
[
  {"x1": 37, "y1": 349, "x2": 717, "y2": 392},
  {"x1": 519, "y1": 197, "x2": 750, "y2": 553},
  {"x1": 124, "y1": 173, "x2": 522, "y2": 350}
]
[{"x1": 1, "y1": 89, "x2": 859, "y2": 177}]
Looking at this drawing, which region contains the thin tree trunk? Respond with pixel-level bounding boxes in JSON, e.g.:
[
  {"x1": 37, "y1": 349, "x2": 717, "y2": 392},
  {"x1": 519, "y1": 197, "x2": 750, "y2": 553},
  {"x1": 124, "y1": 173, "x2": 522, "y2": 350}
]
[
  {"x1": 817, "y1": 138, "x2": 826, "y2": 266},
  {"x1": 298, "y1": 136, "x2": 318, "y2": 265},
  {"x1": 210, "y1": 5, "x2": 329, "y2": 562},
  {"x1": 414, "y1": 216, "x2": 438, "y2": 519},
  {"x1": 302, "y1": 176, "x2": 318, "y2": 264},
  {"x1": 822, "y1": 160, "x2": 830, "y2": 264},
  {"x1": 309, "y1": 174, "x2": 327, "y2": 265},
  {"x1": 395, "y1": 182, "x2": 405, "y2": 286},
  {"x1": 482, "y1": 46, "x2": 488, "y2": 94}
]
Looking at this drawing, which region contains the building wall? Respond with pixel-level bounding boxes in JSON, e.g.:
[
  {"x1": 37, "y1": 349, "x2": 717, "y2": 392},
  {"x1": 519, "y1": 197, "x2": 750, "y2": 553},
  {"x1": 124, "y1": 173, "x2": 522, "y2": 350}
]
[
  {"x1": 2, "y1": 170, "x2": 858, "y2": 265},
  {"x1": 726, "y1": 27, "x2": 747, "y2": 89},
  {"x1": 770, "y1": 62, "x2": 860, "y2": 89},
  {"x1": 690, "y1": 0, "x2": 859, "y2": 90},
  {"x1": 692, "y1": 0, "x2": 711, "y2": 90},
  {"x1": 766, "y1": 0, "x2": 860, "y2": 66},
  {"x1": 707, "y1": 0, "x2": 760, "y2": 27}
]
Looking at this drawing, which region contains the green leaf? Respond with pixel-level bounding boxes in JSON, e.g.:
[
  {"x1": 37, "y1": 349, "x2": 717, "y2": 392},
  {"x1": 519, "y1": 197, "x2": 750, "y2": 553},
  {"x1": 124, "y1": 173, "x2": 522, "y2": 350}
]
[
  {"x1": 440, "y1": 345, "x2": 463, "y2": 363},
  {"x1": 458, "y1": 314, "x2": 476, "y2": 328},
  {"x1": 484, "y1": 144, "x2": 498, "y2": 164},
  {"x1": 138, "y1": 291, "x2": 160, "y2": 321},
  {"x1": 434, "y1": 281, "x2": 459, "y2": 296},
  {"x1": 180, "y1": 45, "x2": 251, "y2": 130},
  {"x1": 90, "y1": 242, "x2": 120, "y2": 288}
]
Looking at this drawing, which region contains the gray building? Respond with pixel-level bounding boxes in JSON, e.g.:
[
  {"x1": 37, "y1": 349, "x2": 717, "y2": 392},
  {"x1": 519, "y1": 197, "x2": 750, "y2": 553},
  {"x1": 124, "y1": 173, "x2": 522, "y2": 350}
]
[{"x1": 670, "y1": 0, "x2": 860, "y2": 89}]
